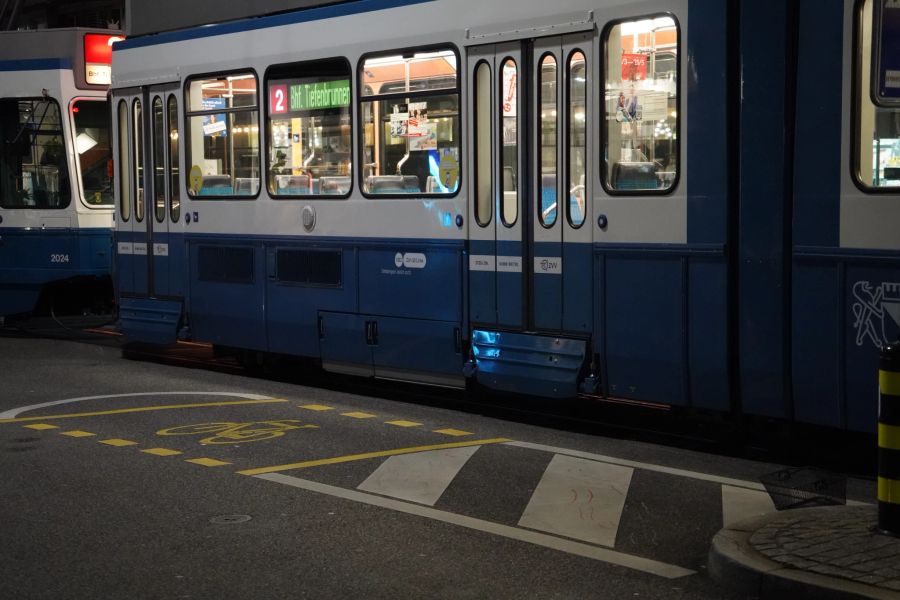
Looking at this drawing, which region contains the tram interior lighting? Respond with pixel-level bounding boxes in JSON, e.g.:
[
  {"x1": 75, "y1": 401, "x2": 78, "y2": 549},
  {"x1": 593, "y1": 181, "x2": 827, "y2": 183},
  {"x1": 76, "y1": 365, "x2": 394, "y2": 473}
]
[{"x1": 76, "y1": 132, "x2": 98, "y2": 154}]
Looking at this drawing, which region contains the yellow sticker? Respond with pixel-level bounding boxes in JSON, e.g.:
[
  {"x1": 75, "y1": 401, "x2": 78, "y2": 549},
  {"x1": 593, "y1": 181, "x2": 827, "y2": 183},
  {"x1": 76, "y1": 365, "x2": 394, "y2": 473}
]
[
  {"x1": 439, "y1": 154, "x2": 459, "y2": 190},
  {"x1": 189, "y1": 165, "x2": 203, "y2": 195}
]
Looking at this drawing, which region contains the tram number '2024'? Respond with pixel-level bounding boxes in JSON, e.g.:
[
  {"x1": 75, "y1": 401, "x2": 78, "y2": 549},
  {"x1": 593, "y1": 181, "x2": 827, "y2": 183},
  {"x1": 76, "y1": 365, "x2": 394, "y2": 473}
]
[{"x1": 50, "y1": 254, "x2": 70, "y2": 263}]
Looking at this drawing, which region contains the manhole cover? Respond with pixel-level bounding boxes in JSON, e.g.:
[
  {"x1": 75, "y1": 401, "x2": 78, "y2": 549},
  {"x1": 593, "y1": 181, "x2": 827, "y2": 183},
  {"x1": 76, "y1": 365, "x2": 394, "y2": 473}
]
[{"x1": 209, "y1": 514, "x2": 252, "y2": 525}]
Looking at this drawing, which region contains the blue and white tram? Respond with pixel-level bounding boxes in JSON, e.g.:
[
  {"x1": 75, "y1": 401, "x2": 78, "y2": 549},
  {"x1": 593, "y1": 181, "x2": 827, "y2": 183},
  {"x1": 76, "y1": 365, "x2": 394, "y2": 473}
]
[
  {"x1": 110, "y1": 0, "x2": 900, "y2": 433},
  {"x1": 0, "y1": 28, "x2": 123, "y2": 318}
]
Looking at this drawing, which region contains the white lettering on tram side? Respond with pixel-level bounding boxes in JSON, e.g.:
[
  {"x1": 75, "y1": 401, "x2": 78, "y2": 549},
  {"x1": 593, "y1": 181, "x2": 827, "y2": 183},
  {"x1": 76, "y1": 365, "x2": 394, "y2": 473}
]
[{"x1": 534, "y1": 257, "x2": 562, "y2": 275}]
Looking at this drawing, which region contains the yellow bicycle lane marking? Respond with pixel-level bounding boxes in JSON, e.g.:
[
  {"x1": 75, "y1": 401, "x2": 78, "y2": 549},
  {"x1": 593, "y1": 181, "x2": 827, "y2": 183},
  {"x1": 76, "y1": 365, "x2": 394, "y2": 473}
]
[
  {"x1": 0, "y1": 399, "x2": 288, "y2": 424},
  {"x1": 156, "y1": 420, "x2": 318, "y2": 445}
]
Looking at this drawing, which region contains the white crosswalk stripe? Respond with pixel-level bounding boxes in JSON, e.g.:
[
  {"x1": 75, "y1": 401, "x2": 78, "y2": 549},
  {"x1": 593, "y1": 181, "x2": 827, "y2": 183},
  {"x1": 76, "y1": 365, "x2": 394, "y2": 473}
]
[
  {"x1": 357, "y1": 446, "x2": 480, "y2": 505},
  {"x1": 518, "y1": 454, "x2": 633, "y2": 547},
  {"x1": 721, "y1": 484, "x2": 776, "y2": 527}
]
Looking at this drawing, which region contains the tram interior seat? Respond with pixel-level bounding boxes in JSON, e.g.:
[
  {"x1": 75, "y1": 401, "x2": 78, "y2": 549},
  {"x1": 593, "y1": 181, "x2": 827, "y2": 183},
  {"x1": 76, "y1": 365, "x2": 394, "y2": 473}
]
[
  {"x1": 320, "y1": 176, "x2": 351, "y2": 195},
  {"x1": 275, "y1": 174, "x2": 311, "y2": 195},
  {"x1": 503, "y1": 166, "x2": 516, "y2": 191},
  {"x1": 366, "y1": 174, "x2": 420, "y2": 194},
  {"x1": 234, "y1": 177, "x2": 258, "y2": 195},
  {"x1": 541, "y1": 174, "x2": 557, "y2": 221},
  {"x1": 200, "y1": 174, "x2": 233, "y2": 196},
  {"x1": 610, "y1": 161, "x2": 659, "y2": 190}
]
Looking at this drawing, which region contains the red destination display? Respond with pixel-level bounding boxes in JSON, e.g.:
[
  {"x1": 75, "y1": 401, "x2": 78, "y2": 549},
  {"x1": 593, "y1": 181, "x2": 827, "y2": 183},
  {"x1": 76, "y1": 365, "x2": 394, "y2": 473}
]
[{"x1": 84, "y1": 33, "x2": 125, "y2": 85}]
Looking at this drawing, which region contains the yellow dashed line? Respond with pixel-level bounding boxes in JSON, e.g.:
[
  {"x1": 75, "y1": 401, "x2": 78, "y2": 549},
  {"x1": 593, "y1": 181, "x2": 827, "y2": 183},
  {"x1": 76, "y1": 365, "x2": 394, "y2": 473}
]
[
  {"x1": 60, "y1": 430, "x2": 96, "y2": 438},
  {"x1": 341, "y1": 411, "x2": 377, "y2": 419},
  {"x1": 141, "y1": 448, "x2": 183, "y2": 456},
  {"x1": 433, "y1": 428, "x2": 473, "y2": 437},
  {"x1": 0, "y1": 399, "x2": 288, "y2": 424},
  {"x1": 385, "y1": 420, "x2": 422, "y2": 428},
  {"x1": 23, "y1": 424, "x2": 58, "y2": 430},
  {"x1": 99, "y1": 439, "x2": 139, "y2": 447},
  {"x1": 186, "y1": 457, "x2": 231, "y2": 467},
  {"x1": 299, "y1": 404, "x2": 334, "y2": 411}
]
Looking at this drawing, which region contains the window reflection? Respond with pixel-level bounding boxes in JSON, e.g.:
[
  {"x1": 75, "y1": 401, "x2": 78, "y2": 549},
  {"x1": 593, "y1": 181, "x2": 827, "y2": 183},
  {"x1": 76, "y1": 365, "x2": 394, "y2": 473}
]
[{"x1": 603, "y1": 16, "x2": 679, "y2": 192}]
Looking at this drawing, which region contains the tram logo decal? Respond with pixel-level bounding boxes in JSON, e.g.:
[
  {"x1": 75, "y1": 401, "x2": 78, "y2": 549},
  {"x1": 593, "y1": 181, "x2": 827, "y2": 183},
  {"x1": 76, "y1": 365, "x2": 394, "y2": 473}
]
[{"x1": 852, "y1": 281, "x2": 900, "y2": 349}]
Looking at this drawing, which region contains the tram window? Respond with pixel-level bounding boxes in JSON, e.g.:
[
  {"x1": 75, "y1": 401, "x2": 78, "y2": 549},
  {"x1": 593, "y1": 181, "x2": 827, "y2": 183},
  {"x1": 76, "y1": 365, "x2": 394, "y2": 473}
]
[
  {"x1": 117, "y1": 99, "x2": 130, "y2": 221},
  {"x1": 501, "y1": 58, "x2": 518, "y2": 226},
  {"x1": 72, "y1": 99, "x2": 113, "y2": 207},
  {"x1": 856, "y1": 0, "x2": 900, "y2": 189},
  {"x1": 0, "y1": 98, "x2": 71, "y2": 209},
  {"x1": 539, "y1": 54, "x2": 558, "y2": 227},
  {"x1": 359, "y1": 47, "x2": 460, "y2": 196},
  {"x1": 184, "y1": 72, "x2": 260, "y2": 198},
  {"x1": 152, "y1": 96, "x2": 166, "y2": 222},
  {"x1": 602, "y1": 15, "x2": 679, "y2": 193},
  {"x1": 266, "y1": 58, "x2": 352, "y2": 197},
  {"x1": 133, "y1": 98, "x2": 144, "y2": 221},
  {"x1": 474, "y1": 61, "x2": 491, "y2": 226},
  {"x1": 168, "y1": 95, "x2": 180, "y2": 222},
  {"x1": 568, "y1": 51, "x2": 587, "y2": 227}
]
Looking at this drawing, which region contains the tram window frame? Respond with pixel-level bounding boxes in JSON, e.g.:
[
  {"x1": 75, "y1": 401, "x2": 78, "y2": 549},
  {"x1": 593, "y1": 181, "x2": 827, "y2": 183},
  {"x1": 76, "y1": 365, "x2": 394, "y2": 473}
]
[
  {"x1": 152, "y1": 95, "x2": 166, "y2": 223},
  {"x1": 133, "y1": 97, "x2": 144, "y2": 222},
  {"x1": 117, "y1": 98, "x2": 131, "y2": 222},
  {"x1": 474, "y1": 59, "x2": 492, "y2": 227},
  {"x1": 0, "y1": 97, "x2": 72, "y2": 210},
  {"x1": 538, "y1": 52, "x2": 559, "y2": 228},
  {"x1": 600, "y1": 13, "x2": 681, "y2": 196},
  {"x1": 70, "y1": 97, "x2": 114, "y2": 208},
  {"x1": 167, "y1": 94, "x2": 181, "y2": 222},
  {"x1": 500, "y1": 56, "x2": 519, "y2": 227},
  {"x1": 852, "y1": 0, "x2": 900, "y2": 192},
  {"x1": 263, "y1": 57, "x2": 353, "y2": 200},
  {"x1": 566, "y1": 49, "x2": 587, "y2": 228},
  {"x1": 183, "y1": 69, "x2": 261, "y2": 201},
  {"x1": 357, "y1": 44, "x2": 462, "y2": 199}
]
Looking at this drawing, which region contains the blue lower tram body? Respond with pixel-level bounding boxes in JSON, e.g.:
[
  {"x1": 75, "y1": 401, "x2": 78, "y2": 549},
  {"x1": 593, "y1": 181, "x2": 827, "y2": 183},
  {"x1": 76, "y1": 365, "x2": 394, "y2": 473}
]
[
  {"x1": 117, "y1": 229, "x2": 900, "y2": 435},
  {"x1": 0, "y1": 227, "x2": 112, "y2": 316}
]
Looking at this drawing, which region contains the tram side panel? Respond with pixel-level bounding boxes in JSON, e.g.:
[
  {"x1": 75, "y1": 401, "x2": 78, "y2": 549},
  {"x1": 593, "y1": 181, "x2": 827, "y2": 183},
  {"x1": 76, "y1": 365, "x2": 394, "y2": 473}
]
[
  {"x1": 596, "y1": 0, "x2": 730, "y2": 412},
  {"x1": 790, "y1": 0, "x2": 900, "y2": 433}
]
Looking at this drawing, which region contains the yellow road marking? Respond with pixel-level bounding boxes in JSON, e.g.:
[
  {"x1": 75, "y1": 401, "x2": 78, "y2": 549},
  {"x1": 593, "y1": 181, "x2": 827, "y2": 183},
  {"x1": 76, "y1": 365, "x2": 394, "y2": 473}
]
[
  {"x1": 237, "y1": 437, "x2": 512, "y2": 476},
  {"x1": 341, "y1": 411, "x2": 377, "y2": 419},
  {"x1": 23, "y1": 424, "x2": 58, "y2": 430},
  {"x1": 299, "y1": 404, "x2": 334, "y2": 411},
  {"x1": 99, "y1": 439, "x2": 139, "y2": 447},
  {"x1": 186, "y1": 457, "x2": 231, "y2": 467},
  {"x1": 385, "y1": 420, "x2": 422, "y2": 428},
  {"x1": 61, "y1": 431, "x2": 95, "y2": 438},
  {"x1": 433, "y1": 428, "x2": 473, "y2": 437},
  {"x1": 0, "y1": 399, "x2": 287, "y2": 424},
  {"x1": 142, "y1": 448, "x2": 183, "y2": 456}
]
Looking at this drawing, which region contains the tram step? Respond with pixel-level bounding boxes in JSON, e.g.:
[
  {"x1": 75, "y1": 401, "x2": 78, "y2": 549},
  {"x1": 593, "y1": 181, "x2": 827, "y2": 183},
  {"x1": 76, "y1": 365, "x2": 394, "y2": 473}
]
[
  {"x1": 470, "y1": 330, "x2": 586, "y2": 399},
  {"x1": 119, "y1": 297, "x2": 182, "y2": 345}
]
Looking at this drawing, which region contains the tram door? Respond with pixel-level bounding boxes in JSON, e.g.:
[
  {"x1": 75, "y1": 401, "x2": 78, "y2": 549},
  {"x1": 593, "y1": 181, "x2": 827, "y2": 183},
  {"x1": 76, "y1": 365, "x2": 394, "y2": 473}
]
[
  {"x1": 467, "y1": 34, "x2": 592, "y2": 333},
  {"x1": 112, "y1": 90, "x2": 142, "y2": 296},
  {"x1": 123, "y1": 84, "x2": 178, "y2": 298}
]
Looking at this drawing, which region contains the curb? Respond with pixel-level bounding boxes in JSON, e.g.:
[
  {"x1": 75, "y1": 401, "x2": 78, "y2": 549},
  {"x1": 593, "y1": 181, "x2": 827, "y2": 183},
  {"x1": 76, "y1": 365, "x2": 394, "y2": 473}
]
[{"x1": 708, "y1": 514, "x2": 899, "y2": 600}]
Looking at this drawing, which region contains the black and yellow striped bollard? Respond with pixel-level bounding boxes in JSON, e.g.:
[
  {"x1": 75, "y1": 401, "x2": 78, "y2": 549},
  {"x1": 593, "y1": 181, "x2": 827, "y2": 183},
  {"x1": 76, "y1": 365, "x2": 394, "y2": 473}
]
[{"x1": 879, "y1": 340, "x2": 900, "y2": 536}]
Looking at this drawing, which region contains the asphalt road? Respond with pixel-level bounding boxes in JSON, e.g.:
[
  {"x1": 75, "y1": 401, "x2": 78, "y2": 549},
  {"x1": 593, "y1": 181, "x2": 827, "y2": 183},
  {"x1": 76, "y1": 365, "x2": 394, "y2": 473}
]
[{"x1": 0, "y1": 335, "x2": 877, "y2": 599}]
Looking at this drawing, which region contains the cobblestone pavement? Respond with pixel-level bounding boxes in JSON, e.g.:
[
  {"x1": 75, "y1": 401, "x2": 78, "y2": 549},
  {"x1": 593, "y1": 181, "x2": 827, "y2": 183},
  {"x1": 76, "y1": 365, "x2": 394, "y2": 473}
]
[{"x1": 749, "y1": 506, "x2": 900, "y2": 593}]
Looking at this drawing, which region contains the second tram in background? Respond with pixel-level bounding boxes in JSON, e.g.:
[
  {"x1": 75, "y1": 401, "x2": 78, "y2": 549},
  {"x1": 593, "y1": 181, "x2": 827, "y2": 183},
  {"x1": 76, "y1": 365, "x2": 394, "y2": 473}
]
[
  {"x1": 0, "y1": 28, "x2": 121, "y2": 319},
  {"x1": 109, "y1": 0, "x2": 899, "y2": 434}
]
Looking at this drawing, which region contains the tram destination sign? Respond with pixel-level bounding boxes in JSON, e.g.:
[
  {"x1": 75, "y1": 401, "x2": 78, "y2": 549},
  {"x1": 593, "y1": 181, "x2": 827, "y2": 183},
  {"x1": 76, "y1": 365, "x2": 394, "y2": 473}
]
[{"x1": 269, "y1": 79, "x2": 350, "y2": 114}]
